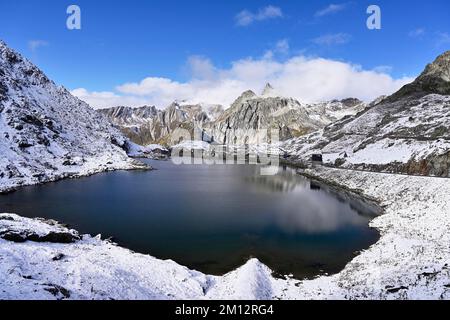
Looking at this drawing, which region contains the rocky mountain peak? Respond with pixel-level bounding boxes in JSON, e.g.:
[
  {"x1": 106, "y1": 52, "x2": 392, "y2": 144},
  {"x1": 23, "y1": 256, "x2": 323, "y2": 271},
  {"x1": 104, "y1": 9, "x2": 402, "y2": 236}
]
[
  {"x1": 390, "y1": 50, "x2": 450, "y2": 100},
  {"x1": 229, "y1": 90, "x2": 257, "y2": 109},
  {"x1": 1, "y1": 40, "x2": 53, "y2": 91},
  {"x1": 421, "y1": 51, "x2": 450, "y2": 80},
  {"x1": 240, "y1": 90, "x2": 257, "y2": 100},
  {"x1": 261, "y1": 83, "x2": 276, "y2": 96}
]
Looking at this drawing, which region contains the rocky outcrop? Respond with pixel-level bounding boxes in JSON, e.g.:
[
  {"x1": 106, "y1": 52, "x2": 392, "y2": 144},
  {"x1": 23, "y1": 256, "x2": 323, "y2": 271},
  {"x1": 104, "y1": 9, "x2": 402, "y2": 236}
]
[
  {"x1": 390, "y1": 51, "x2": 450, "y2": 100},
  {"x1": 100, "y1": 103, "x2": 218, "y2": 146},
  {"x1": 0, "y1": 214, "x2": 80, "y2": 243}
]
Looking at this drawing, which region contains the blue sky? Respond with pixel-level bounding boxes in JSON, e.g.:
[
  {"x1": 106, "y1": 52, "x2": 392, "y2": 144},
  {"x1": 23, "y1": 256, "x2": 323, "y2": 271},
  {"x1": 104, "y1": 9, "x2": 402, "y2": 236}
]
[{"x1": 1, "y1": 0, "x2": 449, "y2": 108}]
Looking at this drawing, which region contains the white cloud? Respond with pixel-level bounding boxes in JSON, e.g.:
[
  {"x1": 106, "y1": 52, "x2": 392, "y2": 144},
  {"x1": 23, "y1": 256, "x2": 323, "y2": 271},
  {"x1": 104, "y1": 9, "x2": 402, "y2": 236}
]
[
  {"x1": 315, "y1": 4, "x2": 346, "y2": 17},
  {"x1": 312, "y1": 33, "x2": 351, "y2": 45},
  {"x1": 70, "y1": 88, "x2": 148, "y2": 109},
  {"x1": 28, "y1": 40, "x2": 48, "y2": 52},
  {"x1": 72, "y1": 54, "x2": 414, "y2": 110},
  {"x1": 186, "y1": 55, "x2": 217, "y2": 80},
  {"x1": 436, "y1": 32, "x2": 450, "y2": 47},
  {"x1": 275, "y1": 39, "x2": 290, "y2": 54},
  {"x1": 372, "y1": 65, "x2": 393, "y2": 74},
  {"x1": 263, "y1": 39, "x2": 290, "y2": 59},
  {"x1": 408, "y1": 28, "x2": 425, "y2": 38},
  {"x1": 235, "y1": 5, "x2": 283, "y2": 26}
]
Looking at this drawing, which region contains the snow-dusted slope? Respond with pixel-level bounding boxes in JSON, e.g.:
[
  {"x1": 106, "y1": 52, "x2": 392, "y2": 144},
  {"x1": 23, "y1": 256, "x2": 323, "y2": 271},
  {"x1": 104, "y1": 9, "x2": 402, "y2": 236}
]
[
  {"x1": 283, "y1": 51, "x2": 450, "y2": 177},
  {"x1": 0, "y1": 40, "x2": 144, "y2": 192},
  {"x1": 2, "y1": 167, "x2": 450, "y2": 300}
]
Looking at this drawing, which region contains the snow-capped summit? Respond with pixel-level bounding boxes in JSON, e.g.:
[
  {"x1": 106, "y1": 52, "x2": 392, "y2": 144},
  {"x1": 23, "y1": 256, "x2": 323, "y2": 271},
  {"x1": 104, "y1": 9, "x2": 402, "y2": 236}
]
[{"x1": 0, "y1": 40, "x2": 143, "y2": 193}]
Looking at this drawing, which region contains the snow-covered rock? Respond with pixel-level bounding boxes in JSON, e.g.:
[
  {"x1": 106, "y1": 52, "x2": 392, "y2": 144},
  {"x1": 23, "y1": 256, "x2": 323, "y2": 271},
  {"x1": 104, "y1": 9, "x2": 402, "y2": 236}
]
[{"x1": 0, "y1": 40, "x2": 146, "y2": 193}]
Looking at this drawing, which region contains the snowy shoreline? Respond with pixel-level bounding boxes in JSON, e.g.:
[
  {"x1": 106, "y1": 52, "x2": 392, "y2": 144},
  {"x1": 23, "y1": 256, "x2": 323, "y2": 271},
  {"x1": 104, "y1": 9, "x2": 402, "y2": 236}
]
[
  {"x1": 0, "y1": 156, "x2": 150, "y2": 194},
  {"x1": 1, "y1": 165, "x2": 449, "y2": 300}
]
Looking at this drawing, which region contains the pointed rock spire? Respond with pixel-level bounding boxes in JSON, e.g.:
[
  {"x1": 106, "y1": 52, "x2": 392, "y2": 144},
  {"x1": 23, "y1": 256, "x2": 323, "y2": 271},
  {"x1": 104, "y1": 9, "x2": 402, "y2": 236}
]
[{"x1": 261, "y1": 83, "x2": 276, "y2": 97}]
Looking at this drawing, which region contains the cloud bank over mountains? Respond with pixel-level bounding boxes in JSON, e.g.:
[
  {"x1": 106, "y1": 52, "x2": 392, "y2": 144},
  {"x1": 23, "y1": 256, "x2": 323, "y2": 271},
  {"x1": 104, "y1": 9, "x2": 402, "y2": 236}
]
[{"x1": 72, "y1": 54, "x2": 413, "y2": 110}]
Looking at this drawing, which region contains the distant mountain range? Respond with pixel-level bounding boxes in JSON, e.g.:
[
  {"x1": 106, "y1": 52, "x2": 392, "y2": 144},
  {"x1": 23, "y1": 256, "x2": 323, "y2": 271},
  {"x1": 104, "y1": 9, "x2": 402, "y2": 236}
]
[{"x1": 100, "y1": 84, "x2": 366, "y2": 146}]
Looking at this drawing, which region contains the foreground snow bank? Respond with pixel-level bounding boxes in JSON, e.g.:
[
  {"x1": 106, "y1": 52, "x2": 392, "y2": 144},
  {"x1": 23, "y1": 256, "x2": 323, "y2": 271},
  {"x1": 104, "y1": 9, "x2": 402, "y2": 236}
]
[
  {"x1": 288, "y1": 168, "x2": 450, "y2": 299},
  {"x1": 1, "y1": 167, "x2": 449, "y2": 300},
  {"x1": 0, "y1": 213, "x2": 274, "y2": 300}
]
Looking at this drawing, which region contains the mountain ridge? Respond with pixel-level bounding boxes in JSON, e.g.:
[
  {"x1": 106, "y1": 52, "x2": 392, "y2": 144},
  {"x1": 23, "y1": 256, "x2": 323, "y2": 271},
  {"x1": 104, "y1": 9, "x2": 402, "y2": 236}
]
[
  {"x1": 0, "y1": 40, "x2": 144, "y2": 192},
  {"x1": 282, "y1": 50, "x2": 450, "y2": 177},
  {"x1": 100, "y1": 88, "x2": 366, "y2": 146}
]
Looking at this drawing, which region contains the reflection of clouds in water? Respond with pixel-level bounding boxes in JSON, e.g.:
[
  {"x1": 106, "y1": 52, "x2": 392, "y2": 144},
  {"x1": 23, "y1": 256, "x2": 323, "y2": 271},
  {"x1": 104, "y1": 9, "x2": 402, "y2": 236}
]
[
  {"x1": 178, "y1": 164, "x2": 376, "y2": 234},
  {"x1": 274, "y1": 190, "x2": 369, "y2": 234},
  {"x1": 242, "y1": 167, "x2": 378, "y2": 234},
  {"x1": 243, "y1": 167, "x2": 374, "y2": 233}
]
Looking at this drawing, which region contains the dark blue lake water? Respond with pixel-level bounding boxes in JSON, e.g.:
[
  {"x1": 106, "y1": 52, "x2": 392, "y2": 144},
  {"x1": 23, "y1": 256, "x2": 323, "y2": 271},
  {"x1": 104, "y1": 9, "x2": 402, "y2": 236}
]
[{"x1": 0, "y1": 160, "x2": 380, "y2": 279}]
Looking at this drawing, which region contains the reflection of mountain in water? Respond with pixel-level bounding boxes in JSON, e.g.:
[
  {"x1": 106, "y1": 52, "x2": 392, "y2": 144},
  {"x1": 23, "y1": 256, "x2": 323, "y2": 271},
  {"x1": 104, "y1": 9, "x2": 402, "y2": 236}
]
[
  {"x1": 272, "y1": 191, "x2": 379, "y2": 234},
  {"x1": 309, "y1": 181, "x2": 380, "y2": 219},
  {"x1": 245, "y1": 166, "x2": 309, "y2": 193}
]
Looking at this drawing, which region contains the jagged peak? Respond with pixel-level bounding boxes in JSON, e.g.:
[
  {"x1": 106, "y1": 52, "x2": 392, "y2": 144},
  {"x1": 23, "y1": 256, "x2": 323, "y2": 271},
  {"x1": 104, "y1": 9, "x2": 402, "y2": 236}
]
[
  {"x1": 368, "y1": 95, "x2": 387, "y2": 107},
  {"x1": 420, "y1": 50, "x2": 450, "y2": 81},
  {"x1": 240, "y1": 90, "x2": 257, "y2": 99},
  {"x1": 261, "y1": 83, "x2": 275, "y2": 96},
  {"x1": 167, "y1": 101, "x2": 181, "y2": 109},
  {"x1": 226, "y1": 90, "x2": 257, "y2": 110},
  {"x1": 0, "y1": 40, "x2": 24, "y2": 64},
  {"x1": 0, "y1": 39, "x2": 53, "y2": 88}
]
